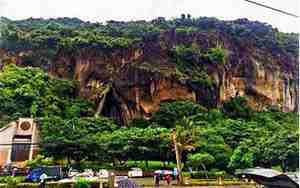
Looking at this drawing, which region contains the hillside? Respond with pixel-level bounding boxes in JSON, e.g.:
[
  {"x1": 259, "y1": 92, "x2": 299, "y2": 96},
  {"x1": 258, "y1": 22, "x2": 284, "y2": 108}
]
[{"x1": 0, "y1": 16, "x2": 298, "y2": 125}]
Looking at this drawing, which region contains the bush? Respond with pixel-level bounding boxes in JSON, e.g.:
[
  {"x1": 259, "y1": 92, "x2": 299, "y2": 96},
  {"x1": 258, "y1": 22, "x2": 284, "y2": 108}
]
[
  {"x1": 126, "y1": 161, "x2": 176, "y2": 171},
  {"x1": 222, "y1": 96, "x2": 252, "y2": 119},
  {"x1": 12, "y1": 184, "x2": 39, "y2": 188},
  {"x1": 74, "y1": 178, "x2": 91, "y2": 188},
  {"x1": 5, "y1": 177, "x2": 19, "y2": 188},
  {"x1": 175, "y1": 27, "x2": 198, "y2": 36},
  {"x1": 25, "y1": 155, "x2": 55, "y2": 168},
  {"x1": 0, "y1": 177, "x2": 25, "y2": 187},
  {"x1": 173, "y1": 44, "x2": 199, "y2": 60},
  {"x1": 187, "y1": 153, "x2": 215, "y2": 171},
  {"x1": 190, "y1": 171, "x2": 228, "y2": 179},
  {"x1": 206, "y1": 46, "x2": 229, "y2": 64}
]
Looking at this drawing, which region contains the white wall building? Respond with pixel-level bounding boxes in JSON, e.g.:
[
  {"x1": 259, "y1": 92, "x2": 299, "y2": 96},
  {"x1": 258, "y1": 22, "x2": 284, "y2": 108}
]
[{"x1": 0, "y1": 118, "x2": 39, "y2": 167}]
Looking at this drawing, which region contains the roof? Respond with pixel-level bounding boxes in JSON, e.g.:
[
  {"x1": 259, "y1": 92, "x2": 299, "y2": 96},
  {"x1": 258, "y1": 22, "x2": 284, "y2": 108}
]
[
  {"x1": 237, "y1": 167, "x2": 282, "y2": 178},
  {"x1": 236, "y1": 167, "x2": 299, "y2": 188}
]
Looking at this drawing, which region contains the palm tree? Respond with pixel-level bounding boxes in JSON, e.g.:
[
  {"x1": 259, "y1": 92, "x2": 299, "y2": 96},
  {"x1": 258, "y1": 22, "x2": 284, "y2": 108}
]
[
  {"x1": 172, "y1": 117, "x2": 197, "y2": 185},
  {"x1": 94, "y1": 84, "x2": 111, "y2": 117}
]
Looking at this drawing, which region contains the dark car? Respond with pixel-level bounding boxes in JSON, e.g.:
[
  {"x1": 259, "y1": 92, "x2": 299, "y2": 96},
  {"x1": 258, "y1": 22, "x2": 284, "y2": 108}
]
[{"x1": 26, "y1": 166, "x2": 63, "y2": 182}]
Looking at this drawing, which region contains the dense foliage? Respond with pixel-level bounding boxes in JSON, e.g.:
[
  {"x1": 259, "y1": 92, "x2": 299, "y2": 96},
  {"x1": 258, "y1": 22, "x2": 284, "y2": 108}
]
[
  {"x1": 37, "y1": 99, "x2": 298, "y2": 173},
  {"x1": 0, "y1": 64, "x2": 93, "y2": 122},
  {"x1": 0, "y1": 16, "x2": 298, "y2": 70},
  {"x1": 39, "y1": 116, "x2": 118, "y2": 162},
  {"x1": 1, "y1": 16, "x2": 297, "y2": 101},
  {"x1": 152, "y1": 100, "x2": 298, "y2": 172},
  {"x1": 0, "y1": 65, "x2": 297, "y2": 173},
  {"x1": 0, "y1": 16, "x2": 298, "y2": 175},
  {"x1": 1, "y1": 15, "x2": 297, "y2": 62}
]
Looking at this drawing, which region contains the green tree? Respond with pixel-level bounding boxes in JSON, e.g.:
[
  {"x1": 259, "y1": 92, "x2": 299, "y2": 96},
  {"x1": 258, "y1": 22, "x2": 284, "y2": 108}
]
[
  {"x1": 187, "y1": 153, "x2": 215, "y2": 178},
  {"x1": 39, "y1": 116, "x2": 118, "y2": 164},
  {"x1": 172, "y1": 117, "x2": 198, "y2": 184},
  {"x1": 256, "y1": 129, "x2": 299, "y2": 172},
  {"x1": 25, "y1": 155, "x2": 55, "y2": 168},
  {"x1": 0, "y1": 64, "x2": 93, "y2": 119},
  {"x1": 151, "y1": 101, "x2": 205, "y2": 128},
  {"x1": 228, "y1": 140, "x2": 255, "y2": 170},
  {"x1": 206, "y1": 45, "x2": 229, "y2": 64},
  {"x1": 222, "y1": 96, "x2": 252, "y2": 119},
  {"x1": 93, "y1": 127, "x2": 171, "y2": 166},
  {"x1": 192, "y1": 127, "x2": 232, "y2": 171}
]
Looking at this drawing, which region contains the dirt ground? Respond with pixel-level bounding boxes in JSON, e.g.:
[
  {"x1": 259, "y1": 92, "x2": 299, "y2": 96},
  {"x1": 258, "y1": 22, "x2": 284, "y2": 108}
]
[{"x1": 130, "y1": 177, "x2": 256, "y2": 188}]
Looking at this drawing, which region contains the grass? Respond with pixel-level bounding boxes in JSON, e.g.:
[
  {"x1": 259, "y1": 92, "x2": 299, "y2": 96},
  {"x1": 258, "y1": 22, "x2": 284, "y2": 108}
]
[
  {"x1": 80, "y1": 160, "x2": 177, "y2": 172},
  {"x1": 126, "y1": 160, "x2": 176, "y2": 170}
]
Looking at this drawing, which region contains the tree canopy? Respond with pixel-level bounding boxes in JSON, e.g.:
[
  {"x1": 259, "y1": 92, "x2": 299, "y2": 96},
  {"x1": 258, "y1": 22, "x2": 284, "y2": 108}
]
[{"x1": 0, "y1": 64, "x2": 93, "y2": 120}]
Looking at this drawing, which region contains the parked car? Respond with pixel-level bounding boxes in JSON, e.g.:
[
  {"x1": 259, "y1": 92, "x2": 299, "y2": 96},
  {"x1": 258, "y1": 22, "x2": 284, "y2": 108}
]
[
  {"x1": 73, "y1": 169, "x2": 94, "y2": 178},
  {"x1": 26, "y1": 166, "x2": 63, "y2": 182},
  {"x1": 68, "y1": 168, "x2": 79, "y2": 177},
  {"x1": 128, "y1": 168, "x2": 143, "y2": 177},
  {"x1": 97, "y1": 169, "x2": 109, "y2": 178}
]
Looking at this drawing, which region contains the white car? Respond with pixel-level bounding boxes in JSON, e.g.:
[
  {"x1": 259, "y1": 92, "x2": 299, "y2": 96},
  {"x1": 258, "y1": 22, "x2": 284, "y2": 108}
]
[
  {"x1": 128, "y1": 168, "x2": 143, "y2": 177},
  {"x1": 97, "y1": 169, "x2": 109, "y2": 178}
]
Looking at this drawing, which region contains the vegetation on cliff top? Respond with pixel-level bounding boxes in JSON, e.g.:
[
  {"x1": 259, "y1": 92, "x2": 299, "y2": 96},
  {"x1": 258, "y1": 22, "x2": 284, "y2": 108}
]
[
  {"x1": 1, "y1": 15, "x2": 298, "y2": 56},
  {"x1": 171, "y1": 43, "x2": 229, "y2": 87},
  {"x1": 1, "y1": 15, "x2": 297, "y2": 92}
]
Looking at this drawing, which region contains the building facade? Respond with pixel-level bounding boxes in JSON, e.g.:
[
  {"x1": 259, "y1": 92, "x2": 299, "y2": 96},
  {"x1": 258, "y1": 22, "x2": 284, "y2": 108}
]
[{"x1": 0, "y1": 118, "x2": 39, "y2": 167}]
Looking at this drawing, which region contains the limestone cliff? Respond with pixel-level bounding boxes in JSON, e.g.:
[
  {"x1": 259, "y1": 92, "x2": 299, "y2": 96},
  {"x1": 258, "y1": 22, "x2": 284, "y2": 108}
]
[{"x1": 0, "y1": 17, "x2": 298, "y2": 125}]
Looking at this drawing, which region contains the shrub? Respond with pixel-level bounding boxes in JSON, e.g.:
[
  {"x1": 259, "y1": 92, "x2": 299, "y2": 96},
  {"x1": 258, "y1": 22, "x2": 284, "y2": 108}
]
[
  {"x1": 74, "y1": 178, "x2": 91, "y2": 188},
  {"x1": 13, "y1": 183, "x2": 39, "y2": 188},
  {"x1": 25, "y1": 155, "x2": 55, "y2": 168},
  {"x1": 187, "y1": 153, "x2": 215, "y2": 171},
  {"x1": 222, "y1": 96, "x2": 252, "y2": 119},
  {"x1": 0, "y1": 177, "x2": 25, "y2": 187},
  {"x1": 6, "y1": 179, "x2": 17, "y2": 188},
  {"x1": 175, "y1": 27, "x2": 198, "y2": 36},
  {"x1": 5, "y1": 177, "x2": 21, "y2": 188},
  {"x1": 206, "y1": 46, "x2": 229, "y2": 64},
  {"x1": 126, "y1": 160, "x2": 176, "y2": 171},
  {"x1": 173, "y1": 44, "x2": 199, "y2": 60},
  {"x1": 190, "y1": 171, "x2": 228, "y2": 179}
]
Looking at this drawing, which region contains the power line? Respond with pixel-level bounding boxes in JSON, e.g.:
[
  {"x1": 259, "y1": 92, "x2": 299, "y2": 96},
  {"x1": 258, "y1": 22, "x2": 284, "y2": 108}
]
[{"x1": 244, "y1": 0, "x2": 299, "y2": 18}]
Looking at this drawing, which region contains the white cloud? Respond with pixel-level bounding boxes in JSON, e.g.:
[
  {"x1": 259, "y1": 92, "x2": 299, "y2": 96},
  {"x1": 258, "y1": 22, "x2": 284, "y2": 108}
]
[{"x1": 0, "y1": 0, "x2": 298, "y2": 32}]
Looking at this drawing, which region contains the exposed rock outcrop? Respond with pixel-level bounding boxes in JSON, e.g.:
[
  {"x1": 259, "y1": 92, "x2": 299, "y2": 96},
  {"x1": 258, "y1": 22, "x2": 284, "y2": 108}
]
[{"x1": 0, "y1": 18, "x2": 298, "y2": 125}]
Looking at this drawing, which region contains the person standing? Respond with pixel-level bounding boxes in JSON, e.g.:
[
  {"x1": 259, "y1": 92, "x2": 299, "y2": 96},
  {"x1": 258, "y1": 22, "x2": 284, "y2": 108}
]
[
  {"x1": 39, "y1": 173, "x2": 47, "y2": 188},
  {"x1": 154, "y1": 174, "x2": 160, "y2": 187},
  {"x1": 11, "y1": 167, "x2": 17, "y2": 177},
  {"x1": 173, "y1": 168, "x2": 179, "y2": 184},
  {"x1": 165, "y1": 174, "x2": 172, "y2": 186}
]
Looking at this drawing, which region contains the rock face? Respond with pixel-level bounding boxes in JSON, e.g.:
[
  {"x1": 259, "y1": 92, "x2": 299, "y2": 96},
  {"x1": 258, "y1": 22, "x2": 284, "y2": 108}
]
[
  {"x1": 220, "y1": 64, "x2": 298, "y2": 112},
  {"x1": 48, "y1": 48, "x2": 197, "y2": 125},
  {"x1": 0, "y1": 19, "x2": 298, "y2": 125}
]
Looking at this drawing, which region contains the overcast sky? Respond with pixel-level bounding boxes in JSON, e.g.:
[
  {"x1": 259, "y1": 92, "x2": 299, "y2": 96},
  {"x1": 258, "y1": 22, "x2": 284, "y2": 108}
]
[{"x1": 0, "y1": 0, "x2": 299, "y2": 33}]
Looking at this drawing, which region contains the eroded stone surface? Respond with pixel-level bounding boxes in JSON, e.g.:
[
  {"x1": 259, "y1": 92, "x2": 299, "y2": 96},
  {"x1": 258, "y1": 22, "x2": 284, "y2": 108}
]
[{"x1": 0, "y1": 31, "x2": 298, "y2": 125}]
